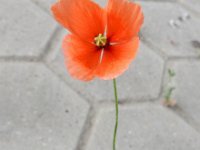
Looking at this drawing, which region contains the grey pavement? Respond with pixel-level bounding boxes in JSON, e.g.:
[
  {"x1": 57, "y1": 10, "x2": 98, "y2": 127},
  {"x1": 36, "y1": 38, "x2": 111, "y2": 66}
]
[
  {"x1": 0, "y1": 62, "x2": 89, "y2": 150},
  {"x1": 167, "y1": 60, "x2": 200, "y2": 128},
  {"x1": 0, "y1": 0, "x2": 56, "y2": 58},
  {"x1": 86, "y1": 104, "x2": 200, "y2": 150},
  {"x1": 0, "y1": 0, "x2": 200, "y2": 150},
  {"x1": 180, "y1": 0, "x2": 200, "y2": 15},
  {"x1": 139, "y1": 1, "x2": 200, "y2": 58}
]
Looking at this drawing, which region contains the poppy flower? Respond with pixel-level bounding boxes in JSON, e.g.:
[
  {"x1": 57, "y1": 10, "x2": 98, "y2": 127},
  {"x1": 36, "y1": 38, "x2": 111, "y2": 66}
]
[{"x1": 51, "y1": 0, "x2": 144, "y2": 81}]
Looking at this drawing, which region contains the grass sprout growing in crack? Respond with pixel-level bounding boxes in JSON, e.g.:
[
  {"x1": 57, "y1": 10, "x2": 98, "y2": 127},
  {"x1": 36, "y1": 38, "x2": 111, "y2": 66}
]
[
  {"x1": 163, "y1": 69, "x2": 176, "y2": 107},
  {"x1": 165, "y1": 87, "x2": 176, "y2": 102},
  {"x1": 168, "y1": 69, "x2": 175, "y2": 78}
]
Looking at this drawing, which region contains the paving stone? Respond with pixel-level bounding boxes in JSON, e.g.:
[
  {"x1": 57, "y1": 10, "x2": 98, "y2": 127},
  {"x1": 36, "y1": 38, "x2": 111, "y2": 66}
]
[
  {"x1": 138, "y1": 1, "x2": 200, "y2": 57},
  {"x1": 180, "y1": 0, "x2": 200, "y2": 14},
  {"x1": 0, "y1": 62, "x2": 89, "y2": 150},
  {"x1": 0, "y1": 0, "x2": 56, "y2": 57},
  {"x1": 31, "y1": 0, "x2": 55, "y2": 13},
  {"x1": 138, "y1": 0, "x2": 174, "y2": 1},
  {"x1": 86, "y1": 103, "x2": 200, "y2": 150},
  {"x1": 43, "y1": 29, "x2": 68, "y2": 61},
  {"x1": 32, "y1": 0, "x2": 107, "y2": 13},
  {"x1": 48, "y1": 43, "x2": 164, "y2": 102},
  {"x1": 167, "y1": 60, "x2": 200, "y2": 125}
]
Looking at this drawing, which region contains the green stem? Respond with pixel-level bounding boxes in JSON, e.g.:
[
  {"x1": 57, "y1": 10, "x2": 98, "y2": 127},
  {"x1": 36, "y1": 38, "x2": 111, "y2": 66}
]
[{"x1": 113, "y1": 78, "x2": 119, "y2": 150}]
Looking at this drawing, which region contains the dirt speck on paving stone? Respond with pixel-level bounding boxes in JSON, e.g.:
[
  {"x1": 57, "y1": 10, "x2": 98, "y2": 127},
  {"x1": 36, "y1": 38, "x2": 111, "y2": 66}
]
[
  {"x1": 191, "y1": 40, "x2": 200, "y2": 49},
  {"x1": 170, "y1": 40, "x2": 179, "y2": 46},
  {"x1": 178, "y1": 13, "x2": 190, "y2": 22}
]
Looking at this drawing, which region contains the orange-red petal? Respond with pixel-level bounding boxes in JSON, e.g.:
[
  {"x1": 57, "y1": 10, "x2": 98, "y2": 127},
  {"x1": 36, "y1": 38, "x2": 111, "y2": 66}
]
[
  {"x1": 63, "y1": 35, "x2": 101, "y2": 81},
  {"x1": 51, "y1": 0, "x2": 106, "y2": 42},
  {"x1": 106, "y1": 0, "x2": 144, "y2": 43},
  {"x1": 96, "y1": 37, "x2": 139, "y2": 80}
]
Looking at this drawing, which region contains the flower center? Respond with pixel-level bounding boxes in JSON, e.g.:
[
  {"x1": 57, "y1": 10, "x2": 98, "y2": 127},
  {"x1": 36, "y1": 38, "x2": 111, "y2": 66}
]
[{"x1": 94, "y1": 34, "x2": 107, "y2": 47}]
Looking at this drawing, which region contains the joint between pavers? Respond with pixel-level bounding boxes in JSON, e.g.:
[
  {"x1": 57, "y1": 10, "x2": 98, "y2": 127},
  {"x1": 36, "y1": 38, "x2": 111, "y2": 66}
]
[
  {"x1": 96, "y1": 97, "x2": 160, "y2": 112},
  {"x1": 140, "y1": 35, "x2": 168, "y2": 61},
  {"x1": 0, "y1": 56, "x2": 40, "y2": 63},
  {"x1": 157, "y1": 59, "x2": 168, "y2": 101},
  {"x1": 39, "y1": 26, "x2": 64, "y2": 62},
  {"x1": 142, "y1": 37, "x2": 200, "y2": 61},
  {"x1": 147, "y1": 100, "x2": 200, "y2": 134},
  {"x1": 141, "y1": 37, "x2": 168, "y2": 103},
  {"x1": 30, "y1": 0, "x2": 51, "y2": 16},
  {"x1": 43, "y1": 62, "x2": 93, "y2": 106},
  {"x1": 75, "y1": 105, "x2": 100, "y2": 150},
  {"x1": 169, "y1": 105, "x2": 200, "y2": 133},
  {"x1": 168, "y1": 56, "x2": 200, "y2": 62}
]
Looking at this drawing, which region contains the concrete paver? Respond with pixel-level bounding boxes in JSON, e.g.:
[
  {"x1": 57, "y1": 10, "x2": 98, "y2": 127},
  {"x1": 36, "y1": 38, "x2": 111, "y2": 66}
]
[
  {"x1": 31, "y1": 0, "x2": 108, "y2": 13},
  {"x1": 31, "y1": 0, "x2": 55, "y2": 13},
  {"x1": 0, "y1": 0, "x2": 200, "y2": 149},
  {"x1": 139, "y1": 1, "x2": 200, "y2": 57},
  {"x1": 86, "y1": 104, "x2": 200, "y2": 150},
  {"x1": 0, "y1": 63, "x2": 89, "y2": 150},
  {"x1": 0, "y1": 0, "x2": 56, "y2": 57},
  {"x1": 180, "y1": 0, "x2": 200, "y2": 15}
]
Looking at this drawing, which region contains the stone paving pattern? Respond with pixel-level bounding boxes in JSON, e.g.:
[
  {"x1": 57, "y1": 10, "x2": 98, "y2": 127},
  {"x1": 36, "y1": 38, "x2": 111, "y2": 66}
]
[{"x1": 0, "y1": 0, "x2": 200, "y2": 150}]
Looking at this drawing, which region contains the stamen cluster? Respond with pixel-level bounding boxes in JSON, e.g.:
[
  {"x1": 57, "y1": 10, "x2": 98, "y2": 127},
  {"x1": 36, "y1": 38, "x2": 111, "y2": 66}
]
[{"x1": 94, "y1": 34, "x2": 107, "y2": 47}]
